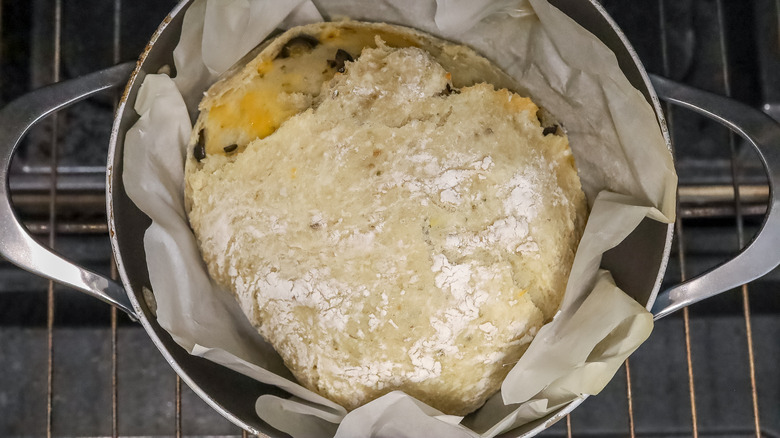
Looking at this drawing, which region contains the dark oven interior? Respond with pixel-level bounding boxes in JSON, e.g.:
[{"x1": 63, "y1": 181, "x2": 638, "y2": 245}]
[{"x1": 1, "y1": 0, "x2": 778, "y2": 436}]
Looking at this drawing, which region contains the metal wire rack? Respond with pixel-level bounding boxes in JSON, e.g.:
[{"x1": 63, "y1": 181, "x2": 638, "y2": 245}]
[{"x1": 0, "y1": 0, "x2": 777, "y2": 436}]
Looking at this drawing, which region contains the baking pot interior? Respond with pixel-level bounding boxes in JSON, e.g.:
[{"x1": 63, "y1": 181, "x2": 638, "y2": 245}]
[{"x1": 108, "y1": 0, "x2": 674, "y2": 434}]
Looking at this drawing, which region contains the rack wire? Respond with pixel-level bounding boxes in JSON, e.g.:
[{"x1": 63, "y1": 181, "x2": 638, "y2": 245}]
[{"x1": 0, "y1": 0, "x2": 776, "y2": 436}]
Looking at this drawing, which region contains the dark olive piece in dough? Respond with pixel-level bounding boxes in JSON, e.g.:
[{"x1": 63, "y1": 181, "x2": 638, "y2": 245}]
[
  {"x1": 194, "y1": 130, "x2": 207, "y2": 162},
  {"x1": 277, "y1": 34, "x2": 320, "y2": 59},
  {"x1": 329, "y1": 49, "x2": 354, "y2": 73},
  {"x1": 439, "y1": 83, "x2": 460, "y2": 96}
]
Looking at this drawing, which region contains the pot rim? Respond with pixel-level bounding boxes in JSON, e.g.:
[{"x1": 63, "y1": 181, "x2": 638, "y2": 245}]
[{"x1": 105, "y1": 0, "x2": 676, "y2": 436}]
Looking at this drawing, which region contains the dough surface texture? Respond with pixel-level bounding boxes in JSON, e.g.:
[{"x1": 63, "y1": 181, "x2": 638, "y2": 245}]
[{"x1": 185, "y1": 22, "x2": 587, "y2": 416}]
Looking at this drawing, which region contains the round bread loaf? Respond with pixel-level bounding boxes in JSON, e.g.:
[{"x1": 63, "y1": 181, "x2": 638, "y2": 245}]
[{"x1": 185, "y1": 22, "x2": 587, "y2": 416}]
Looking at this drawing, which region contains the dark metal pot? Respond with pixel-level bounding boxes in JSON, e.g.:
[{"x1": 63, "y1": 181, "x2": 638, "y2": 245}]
[{"x1": 1, "y1": 0, "x2": 778, "y2": 436}]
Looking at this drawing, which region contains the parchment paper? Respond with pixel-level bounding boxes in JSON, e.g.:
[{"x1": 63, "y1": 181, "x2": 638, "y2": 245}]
[{"x1": 122, "y1": 0, "x2": 678, "y2": 436}]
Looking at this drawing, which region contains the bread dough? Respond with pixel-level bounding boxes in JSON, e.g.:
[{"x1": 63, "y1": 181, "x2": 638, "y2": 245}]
[{"x1": 185, "y1": 22, "x2": 587, "y2": 416}]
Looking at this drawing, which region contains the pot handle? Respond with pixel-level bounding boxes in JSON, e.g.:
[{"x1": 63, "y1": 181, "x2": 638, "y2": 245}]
[
  {"x1": 0, "y1": 62, "x2": 138, "y2": 318},
  {"x1": 650, "y1": 74, "x2": 780, "y2": 319}
]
